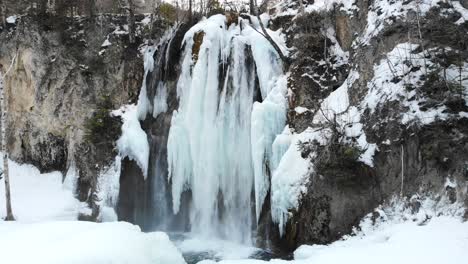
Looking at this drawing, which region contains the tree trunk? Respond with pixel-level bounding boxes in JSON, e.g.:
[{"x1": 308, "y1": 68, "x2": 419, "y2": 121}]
[
  {"x1": 88, "y1": 0, "x2": 96, "y2": 17},
  {"x1": 1, "y1": 0, "x2": 6, "y2": 28},
  {"x1": 252, "y1": 0, "x2": 290, "y2": 70},
  {"x1": 189, "y1": 0, "x2": 192, "y2": 22},
  {"x1": 250, "y1": 0, "x2": 256, "y2": 15},
  {"x1": 128, "y1": 0, "x2": 135, "y2": 44},
  {"x1": 0, "y1": 70, "x2": 14, "y2": 221}
]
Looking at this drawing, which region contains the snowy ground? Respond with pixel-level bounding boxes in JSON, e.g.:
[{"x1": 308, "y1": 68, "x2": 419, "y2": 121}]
[
  {"x1": 199, "y1": 201, "x2": 468, "y2": 264},
  {"x1": 0, "y1": 221, "x2": 186, "y2": 264},
  {"x1": 1, "y1": 158, "x2": 467, "y2": 264},
  {"x1": 0, "y1": 160, "x2": 185, "y2": 264}
]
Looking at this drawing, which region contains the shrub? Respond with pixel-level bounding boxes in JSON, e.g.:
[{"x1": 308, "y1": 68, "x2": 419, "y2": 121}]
[
  {"x1": 158, "y1": 3, "x2": 177, "y2": 22},
  {"x1": 84, "y1": 96, "x2": 122, "y2": 145}
]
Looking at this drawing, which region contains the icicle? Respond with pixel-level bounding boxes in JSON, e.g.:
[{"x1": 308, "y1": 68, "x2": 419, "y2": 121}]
[{"x1": 137, "y1": 45, "x2": 156, "y2": 120}]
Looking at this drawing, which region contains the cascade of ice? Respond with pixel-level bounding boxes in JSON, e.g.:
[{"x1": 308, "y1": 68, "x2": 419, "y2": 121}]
[{"x1": 166, "y1": 14, "x2": 288, "y2": 243}]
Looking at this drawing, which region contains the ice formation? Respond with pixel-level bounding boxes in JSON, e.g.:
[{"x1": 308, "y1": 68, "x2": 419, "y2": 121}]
[
  {"x1": 137, "y1": 45, "x2": 156, "y2": 120},
  {"x1": 113, "y1": 105, "x2": 149, "y2": 178},
  {"x1": 167, "y1": 14, "x2": 287, "y2": 243}
]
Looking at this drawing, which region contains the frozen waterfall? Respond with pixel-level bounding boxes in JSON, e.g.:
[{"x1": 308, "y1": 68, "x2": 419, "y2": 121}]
[{"x1": 166, "y1": 14, "x2": 288, "y2": 243}]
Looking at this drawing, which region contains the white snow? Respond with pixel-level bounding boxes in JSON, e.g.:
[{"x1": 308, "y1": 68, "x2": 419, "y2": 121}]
[
  {"x1": 0, "y1": 159, "x2": 85, "y2": 221},
  {"x1": 0, "y1": 158, "x2": 186, "y2": 264},
  {"x1": 140, "y1": 16, "x2": 152, "y2": 26},
  {"x1": 356, "y1": 0, "x2": 442, "y2": 45},
  {"x1": 294, "y1": 106, "x2": 308, "y2": 114},
  {"x1": 453, "y1": 1, "x2": 468, "y2": 25},
  {"x1": 291, "y1": 216, "x2": 468, "y2": 264},
  {"x1": 199, "y1": 198, "x2": 468, "y2": 264},
  {"x1": 113, "y1": 104, "x2": 149, "y2": 178},
  {"x1": 6, "y1": 15, "x2": 16, "y2": 24},
  {"x1": 273, "y1": 0, "x2": 358, "y2": 17},
  {"x1": 101, "y1": 38, "x2": 112, "y2": 47},
  {"x1": 363, "y1": 42, "x2": 468, "y2": 125},
  {"x1": 0, "y1": 221, "x2": 186, "y2": 264}
]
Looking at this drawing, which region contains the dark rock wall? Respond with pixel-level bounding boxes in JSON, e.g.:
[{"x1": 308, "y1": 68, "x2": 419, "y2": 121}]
[
  {"x1": 260, "y1": 0, "x2": 468, "y2": 252},
  {"x1": 0, "y1": 13, "x2": 171, "y2": 218}
]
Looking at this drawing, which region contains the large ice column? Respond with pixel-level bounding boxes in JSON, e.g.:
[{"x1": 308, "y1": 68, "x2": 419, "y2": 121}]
[
  {"x1": 167, "y1": 14, "x2": 288, "y2": 242},
  {"x1": 246, "y1": 14, "x2": 289, "y2": 222},
  {"x1": 251, "y1": 75, "x2": 288, "y2": 222}
]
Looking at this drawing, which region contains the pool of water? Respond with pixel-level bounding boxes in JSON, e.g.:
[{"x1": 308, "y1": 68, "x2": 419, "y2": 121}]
[{"x1": 168, "y1": 233, "x2": 291, "y2": 264}]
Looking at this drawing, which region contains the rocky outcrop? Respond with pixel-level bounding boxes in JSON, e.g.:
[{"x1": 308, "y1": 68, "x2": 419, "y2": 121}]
[
  {"x1": 260, "y1": 0, "x2": 468, "y2": 252},
  {"x1": 0, "y1": 13, "x2": 171, "y2": 218}
]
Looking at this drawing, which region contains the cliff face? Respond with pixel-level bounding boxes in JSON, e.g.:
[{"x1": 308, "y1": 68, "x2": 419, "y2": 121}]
[
  {"x1": 0, "y1": 13, "x2": 172, "y2": 219},
  {"x1": 257, "y1": 0, "x2": 468, "y2": 251}
]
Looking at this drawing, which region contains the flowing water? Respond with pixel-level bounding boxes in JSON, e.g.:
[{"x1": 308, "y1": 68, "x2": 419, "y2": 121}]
[{"x1": 138, "y1": 14, "x2": 288, "y2": 252}]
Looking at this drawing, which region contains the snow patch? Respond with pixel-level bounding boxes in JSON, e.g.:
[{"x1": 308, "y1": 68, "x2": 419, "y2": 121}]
[
  {"x1": 101, "y1": 38, "x2": 112, "y2": 48},
  {"x1": 6, "y1": 15, "x2": 16, "y2": 24},
  {"x1": 113, "y1": 105, "x2": 149, "y2": 178},
  {"x1": 0, "y1": 159, "x2": 85, "y2": 222}
]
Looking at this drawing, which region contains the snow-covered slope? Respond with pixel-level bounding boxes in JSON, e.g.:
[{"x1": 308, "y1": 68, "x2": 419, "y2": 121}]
[
  {"x1": 0, "y1": 222, "x2": 186, "y2": 264},
  {"x1": 0, "y1": 159, "x2": 186, "y2": 264},
  {"x1": 0, "y1": 159, "x2": 84, "y2": 221}
]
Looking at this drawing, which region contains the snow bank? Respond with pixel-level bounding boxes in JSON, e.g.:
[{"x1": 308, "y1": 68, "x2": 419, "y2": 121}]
[
  {"x1": 198, "y1": 198, "x2": 468, "y2": 264},
  {"x1": 113, "y1": 104, "x2": 149, "y2": 178},
  {"x1": 0, "y1": 221, "x2": 186, "y2": 264},
  {"x1": 292, "y1": 216, "x2": 468, "y2": 264},
  {"x1": 0, "y1": 159, "x2": 85, "y2": 221}
]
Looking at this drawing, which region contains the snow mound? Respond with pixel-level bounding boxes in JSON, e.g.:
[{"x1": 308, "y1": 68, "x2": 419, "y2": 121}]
[
  {"x1": 0, "y1": 221, "x2": 186, "y2": 264},
  {"x1": 0, "y1": 159, "x2": 85, "y2": 222}
]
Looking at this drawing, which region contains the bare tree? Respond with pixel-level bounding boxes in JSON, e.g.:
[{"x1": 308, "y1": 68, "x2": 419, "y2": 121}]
[
  {"x1": 120, "y1": 0, "x2": 136, "y2": 43},
  {"x1": 0, "y1": 53, "x2": 17, "y2": 221},
  {"x1": 249, "y1": 0, "x2": 255, "y2": 15},
  {"x1": 1, "y1": 0, "x2": 6, "y2": 28},
  {"x1": 88, "y1": 0, "x2": 97, "y2": 17},
  {"x1": 189, "y1": 0, "x2": 192, "y2": 21}
]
